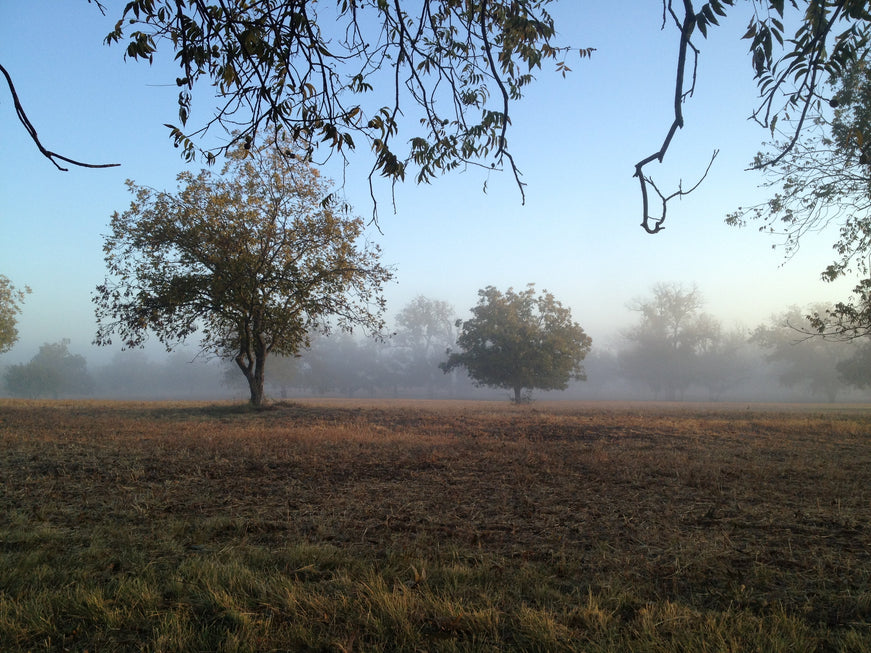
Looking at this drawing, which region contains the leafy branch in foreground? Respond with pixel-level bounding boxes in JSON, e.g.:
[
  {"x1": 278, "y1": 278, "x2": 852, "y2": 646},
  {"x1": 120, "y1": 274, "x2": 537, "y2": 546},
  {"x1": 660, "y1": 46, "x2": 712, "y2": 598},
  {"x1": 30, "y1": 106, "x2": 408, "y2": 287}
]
[
  {"x1": 93, "y1": 140, "x2": 393, "y2": 406},
  {"x1": 103, "y1": 0, "x2": 588, "y2": 218},
  {"x1": 727, "y1": 54, "x2": 871, "y2": 337},
  {"x1": 637, "y1": 0, "x2": 870, "y2": 233},
  {"x1": 8, "y1": 1, "x2": 870, "y2": 234}
]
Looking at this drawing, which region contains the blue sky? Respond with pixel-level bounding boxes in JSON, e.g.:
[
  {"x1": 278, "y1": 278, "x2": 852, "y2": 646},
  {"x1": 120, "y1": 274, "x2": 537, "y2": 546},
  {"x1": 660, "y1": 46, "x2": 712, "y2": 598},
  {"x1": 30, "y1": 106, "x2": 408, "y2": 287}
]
[{"x1": 0, "y1": 1, "x2": 856, "y2": 365}]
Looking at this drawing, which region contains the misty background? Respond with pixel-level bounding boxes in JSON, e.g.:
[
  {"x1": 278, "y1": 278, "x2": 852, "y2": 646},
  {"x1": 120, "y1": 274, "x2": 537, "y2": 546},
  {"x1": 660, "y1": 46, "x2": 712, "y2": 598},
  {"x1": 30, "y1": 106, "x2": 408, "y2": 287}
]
[
  {"x1": 1, "y1": 2, "x2": 866, "y2": 402},
  {"x1": 2, "y1": 285, "x2": 868, "y2": 403}
]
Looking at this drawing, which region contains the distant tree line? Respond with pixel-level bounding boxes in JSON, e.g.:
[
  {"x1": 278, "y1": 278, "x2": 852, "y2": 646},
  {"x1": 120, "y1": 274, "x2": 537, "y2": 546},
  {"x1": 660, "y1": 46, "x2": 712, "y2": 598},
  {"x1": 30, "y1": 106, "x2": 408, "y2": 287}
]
[
  {"x1": 3, "y1": 286, "x2": 868, "y2": 403},
  {"x1": 616, "y1": 284, "x2": 862, "y2": 403}
]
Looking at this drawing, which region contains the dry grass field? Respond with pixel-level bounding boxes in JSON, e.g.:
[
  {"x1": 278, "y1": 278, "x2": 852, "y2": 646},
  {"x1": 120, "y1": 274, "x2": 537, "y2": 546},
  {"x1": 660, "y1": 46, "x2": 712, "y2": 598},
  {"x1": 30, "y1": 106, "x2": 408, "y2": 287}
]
[{"x1": 1, "y1": 398, "x2": 870, "y2": 651}]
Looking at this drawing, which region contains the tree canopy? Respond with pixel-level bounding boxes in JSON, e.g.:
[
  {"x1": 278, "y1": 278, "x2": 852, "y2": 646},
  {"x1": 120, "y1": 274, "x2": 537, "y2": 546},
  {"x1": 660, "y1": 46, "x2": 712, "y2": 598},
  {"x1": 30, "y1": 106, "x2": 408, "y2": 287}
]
[
  {"x1": 93, "y1": 140, "x2": 392, "y2": 406},
  {"x1": 0, "y1": 275, "x2": 30, "y2": 355},
  {"x1": 393, "y1": 296, "x2": 458, "y2": 396},
  {"x1": 5, "y1": 1, "x2": 871, "y2": 228},
  {"x1": 441, "y1": 284, "x2": 591, "y2": 402}
]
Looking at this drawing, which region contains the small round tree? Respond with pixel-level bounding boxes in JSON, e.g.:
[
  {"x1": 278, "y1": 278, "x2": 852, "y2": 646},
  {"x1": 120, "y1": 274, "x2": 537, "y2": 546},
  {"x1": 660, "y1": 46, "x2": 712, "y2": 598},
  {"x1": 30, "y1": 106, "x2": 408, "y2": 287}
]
[{"x1": 441, "y1": 284, "x2": 591, "y2": 402}]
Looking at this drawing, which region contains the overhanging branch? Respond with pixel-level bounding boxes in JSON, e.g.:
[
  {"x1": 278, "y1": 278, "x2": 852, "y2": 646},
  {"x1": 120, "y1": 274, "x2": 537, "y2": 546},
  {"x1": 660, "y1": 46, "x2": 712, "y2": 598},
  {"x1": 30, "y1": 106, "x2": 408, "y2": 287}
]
[
  {"x1": 1, "y1": 63, "x2": 119, "y2": 171},
  {"x1": 635, "y1": 0, "x2": 701, "y2": 234}
]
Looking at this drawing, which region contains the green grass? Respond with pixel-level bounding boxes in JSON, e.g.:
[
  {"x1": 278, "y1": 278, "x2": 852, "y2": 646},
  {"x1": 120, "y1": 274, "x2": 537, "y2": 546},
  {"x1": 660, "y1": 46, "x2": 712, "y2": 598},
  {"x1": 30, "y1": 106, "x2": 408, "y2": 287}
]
[{"x1": 1, "y1": 399, "x2": 870, "y2": 651}]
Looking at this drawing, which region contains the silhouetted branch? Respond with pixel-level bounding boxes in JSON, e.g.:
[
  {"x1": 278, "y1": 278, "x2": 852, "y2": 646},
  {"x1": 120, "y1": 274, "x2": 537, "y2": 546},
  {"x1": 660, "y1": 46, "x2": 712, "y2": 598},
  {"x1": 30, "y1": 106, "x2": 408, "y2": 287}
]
[
  {"x1": 1, "y1": 63, "x2": 119, "y2": 171},
  {"x1": 643, "y1": 149, "x2": 719, "y2": 225},
  {"x1": 636, "y1": 0, "x2": 700, "y2": 234}
]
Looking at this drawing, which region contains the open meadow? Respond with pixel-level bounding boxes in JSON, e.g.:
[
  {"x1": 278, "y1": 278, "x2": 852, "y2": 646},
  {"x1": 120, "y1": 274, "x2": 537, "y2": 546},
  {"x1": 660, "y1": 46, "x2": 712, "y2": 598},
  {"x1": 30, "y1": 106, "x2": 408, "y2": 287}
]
[{"x1": 1, "y1": 398, "x2": 870, "y2": 651}]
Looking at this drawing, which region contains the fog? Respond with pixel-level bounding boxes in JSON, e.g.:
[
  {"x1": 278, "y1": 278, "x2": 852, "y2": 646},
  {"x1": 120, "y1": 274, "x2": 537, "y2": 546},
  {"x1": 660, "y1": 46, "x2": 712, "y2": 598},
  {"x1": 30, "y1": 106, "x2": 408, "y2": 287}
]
[
  {"x1": 3, "y1": 286, "x2": 868, "y2": 404},
  {"x1": 5, "y1": 1, "x2": 867, "y2": 406}
]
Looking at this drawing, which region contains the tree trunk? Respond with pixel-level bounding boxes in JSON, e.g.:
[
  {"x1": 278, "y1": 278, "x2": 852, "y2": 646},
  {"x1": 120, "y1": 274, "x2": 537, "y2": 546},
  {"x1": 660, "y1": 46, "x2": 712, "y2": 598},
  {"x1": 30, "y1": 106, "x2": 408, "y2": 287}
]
[
  {"x1": 513, "y1": 386, "x2": 522, "y2": 403},
  {"x1": 236, "y1": 347, "x2": 267, "y2": 408},
  {"x1": 247, "y1": 372, "x2": 265, "y2": 407}
]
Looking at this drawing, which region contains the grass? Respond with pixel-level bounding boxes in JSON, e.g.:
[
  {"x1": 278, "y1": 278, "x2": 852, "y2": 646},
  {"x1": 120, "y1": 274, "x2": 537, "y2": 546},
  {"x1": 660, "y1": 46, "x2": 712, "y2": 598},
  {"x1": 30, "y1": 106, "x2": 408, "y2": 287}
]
[{"x1": 1, "y1": 398, "x2": 870, "y2": 651}]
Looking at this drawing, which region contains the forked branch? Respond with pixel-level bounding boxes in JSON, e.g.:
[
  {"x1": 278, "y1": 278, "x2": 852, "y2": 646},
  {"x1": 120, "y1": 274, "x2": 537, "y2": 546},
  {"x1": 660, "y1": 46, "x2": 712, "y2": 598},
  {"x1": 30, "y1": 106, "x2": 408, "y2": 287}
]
[
  {"x1": 635, "y1": 0, "x2": 701, "y2": 234},
  {"x1": 642, "y1": 149, "x2": 719, "y2": 227}
]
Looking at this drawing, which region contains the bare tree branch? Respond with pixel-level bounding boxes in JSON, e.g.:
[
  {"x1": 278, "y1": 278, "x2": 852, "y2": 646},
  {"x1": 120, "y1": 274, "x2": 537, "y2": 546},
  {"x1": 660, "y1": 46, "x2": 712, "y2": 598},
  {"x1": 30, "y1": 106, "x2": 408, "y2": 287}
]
[
  {"x1": 635, "y1": 0, "x2": 700, "y2": 234},
  {"x1": 644, "y1": 149, "x2": 719, "y2": 225},
  {"x1": 1, "y1": 63, "x2": 119, "y2": 171}
]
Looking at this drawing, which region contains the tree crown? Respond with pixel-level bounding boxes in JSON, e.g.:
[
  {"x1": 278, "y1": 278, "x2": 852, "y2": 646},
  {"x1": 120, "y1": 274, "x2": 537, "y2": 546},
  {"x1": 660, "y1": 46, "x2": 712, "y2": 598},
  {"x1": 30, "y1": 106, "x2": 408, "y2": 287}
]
[{"x1": 442, "y1": 284, "x2": 591, "y2": 400}]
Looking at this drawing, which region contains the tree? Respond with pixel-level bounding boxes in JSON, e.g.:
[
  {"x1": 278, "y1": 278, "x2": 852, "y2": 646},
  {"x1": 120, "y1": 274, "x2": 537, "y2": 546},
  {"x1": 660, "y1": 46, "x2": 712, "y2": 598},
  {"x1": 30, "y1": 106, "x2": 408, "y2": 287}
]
[
  {"x1": 751, "y1": 305, "x2": 855, "y2": 402},
  {"x1": 692, "y1": 325, "x2": 753, "y2": 401},
  {"x1": 4, "y1": 339, "x2": 94, "y2": 399},
  {"x1": 836, "y1": 341, "x2": 871, "y2": 390},
  {"x1": 93, "y1": 140, "x2": 392, "y2": 407},
  {"x1": 393, "y1": 296, "x2": 457, "y2": 397},
  {"x1": 0, "y1": 275, "x2": 31, "y2": 354},
  {"x1": 441, "y1": 284, "x2": 591, "y2": 402},
  {"x1": 728, "y1": 53, "x2": 871, "y2": 336},
  {"x1": 620, "y1": 283, "x2": 719, "y2": 400},
  {"x1": 301, "y1": 331, "x2": 389, "y2": 397},
  {"x1": 265, "y1": 353, "x2": 305, "y2": 400},
  {"x1": 7, "y1": 2, "x2": 870, "y2": 229}
]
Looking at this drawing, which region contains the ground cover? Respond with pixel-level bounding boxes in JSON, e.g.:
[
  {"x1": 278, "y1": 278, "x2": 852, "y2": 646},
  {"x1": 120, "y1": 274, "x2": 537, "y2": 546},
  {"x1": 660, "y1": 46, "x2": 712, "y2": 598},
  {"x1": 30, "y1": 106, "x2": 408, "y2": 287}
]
[{"x1": 1, "y1": 399, "x2": 870, "y2": 651}]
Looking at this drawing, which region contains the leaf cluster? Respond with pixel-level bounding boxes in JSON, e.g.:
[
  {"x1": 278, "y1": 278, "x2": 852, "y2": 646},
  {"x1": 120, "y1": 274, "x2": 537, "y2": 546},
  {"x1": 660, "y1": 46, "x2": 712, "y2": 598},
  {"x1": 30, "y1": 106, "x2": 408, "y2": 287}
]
[
  {"x1": 727, "y1": 55, "x2": 871, "y2": 336},
  {"x1": 742, "y1": 0, "x2": 871, "y2": 167}
]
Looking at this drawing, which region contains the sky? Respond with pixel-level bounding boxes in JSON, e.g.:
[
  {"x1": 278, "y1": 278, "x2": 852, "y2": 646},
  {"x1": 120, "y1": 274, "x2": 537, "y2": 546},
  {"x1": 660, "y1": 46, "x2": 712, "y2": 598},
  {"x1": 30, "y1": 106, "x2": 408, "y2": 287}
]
[{"x1": 0, "y1": 1, "x2": 858, "y2": 366}]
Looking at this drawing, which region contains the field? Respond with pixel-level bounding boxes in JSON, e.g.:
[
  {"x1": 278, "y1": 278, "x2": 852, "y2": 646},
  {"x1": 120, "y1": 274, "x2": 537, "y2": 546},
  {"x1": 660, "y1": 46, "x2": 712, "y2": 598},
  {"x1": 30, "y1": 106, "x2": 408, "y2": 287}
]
[{"x1": 1, "y1": 398, "x2": 870, "y2": 652}]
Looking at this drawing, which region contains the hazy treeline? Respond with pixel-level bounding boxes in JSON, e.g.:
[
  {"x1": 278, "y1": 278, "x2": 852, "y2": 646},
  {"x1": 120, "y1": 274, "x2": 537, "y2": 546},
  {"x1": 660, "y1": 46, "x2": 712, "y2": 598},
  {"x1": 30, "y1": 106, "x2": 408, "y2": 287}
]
[{"x1": 2, "y1": 287, "x2": 870, "y2": 403}]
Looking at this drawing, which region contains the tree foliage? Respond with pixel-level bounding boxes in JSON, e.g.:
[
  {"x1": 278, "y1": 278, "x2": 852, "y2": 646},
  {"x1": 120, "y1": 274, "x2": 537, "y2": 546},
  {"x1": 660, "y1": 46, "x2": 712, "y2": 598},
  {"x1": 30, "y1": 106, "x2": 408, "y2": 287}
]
[
  {"x1": 728, "y1": 53, "x2": 871, "y2": 337},
  {"x1": 441, "y1": 284, "x2": 591, "y2": 402},
  {"x1": 693, "y1": 327, "x2": 753, "y2": 401},
  {"x1": 0, "y1": 275, "x2": 30, "y2": 355},
  {"x1": 93, "y1": 140, "x2": 392, "y2": 406},
  {"x1": 633, "y1": 0, "x2": 871, "y2": 232},
  {"x1": 100, "y1": 0, "x2": 587, "y2": 211},
  {"x1": 5, "y1": 2, "x2": 870, "y2": 229},
  {"x1": 92, "y1": 0, "x2": 871, "y2": 227},
  {"x1": 835, "y1": 340, "x2": 871, "y2": 389},
  {"x1": 3, "y1": 339, "x2": 94, "y2": 399}
]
